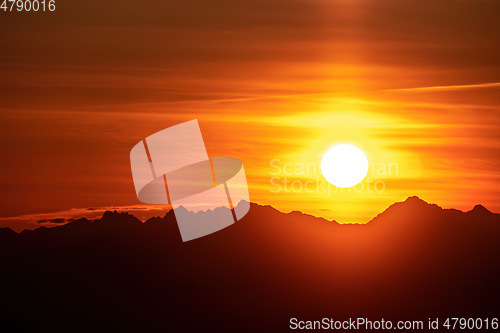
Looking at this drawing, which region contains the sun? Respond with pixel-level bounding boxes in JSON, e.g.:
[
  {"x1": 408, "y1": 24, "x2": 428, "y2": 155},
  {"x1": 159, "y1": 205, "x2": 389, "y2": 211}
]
[{"x1": 321, "y1": 144, "x2": 369, "y2": 188}]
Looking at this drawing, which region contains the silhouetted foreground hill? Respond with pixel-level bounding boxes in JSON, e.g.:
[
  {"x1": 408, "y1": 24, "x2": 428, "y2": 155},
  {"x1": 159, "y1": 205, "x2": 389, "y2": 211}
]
[{"x1": 1, "y1": 197, "x2": 499, "y2": 332}]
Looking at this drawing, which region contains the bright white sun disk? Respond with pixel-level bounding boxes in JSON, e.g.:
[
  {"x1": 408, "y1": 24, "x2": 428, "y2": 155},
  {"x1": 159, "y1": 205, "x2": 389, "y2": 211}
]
[{"x1": 321, "y1": 144, "x2": 369, "y2": 188}]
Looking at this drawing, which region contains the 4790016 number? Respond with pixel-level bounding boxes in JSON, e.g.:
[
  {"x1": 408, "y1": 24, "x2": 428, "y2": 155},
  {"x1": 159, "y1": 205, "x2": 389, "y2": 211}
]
[{"x1": 1, "y1": 0, "x2": 55, "y2": 11}]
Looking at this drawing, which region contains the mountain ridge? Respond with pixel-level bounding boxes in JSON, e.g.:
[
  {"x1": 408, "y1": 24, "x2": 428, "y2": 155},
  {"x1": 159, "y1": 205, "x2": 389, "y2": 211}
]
[
  {"x1": 1, "y1": 196, "x2": 497, "y2": 236},
  {"x1": 1, "y1": 195, "x2": 499, "y2": 332}
]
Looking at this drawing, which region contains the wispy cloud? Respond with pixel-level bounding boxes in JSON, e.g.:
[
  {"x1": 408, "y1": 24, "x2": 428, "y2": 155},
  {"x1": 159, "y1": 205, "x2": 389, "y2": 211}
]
[{"x1": 383, "y1": 82, "x2": 500, "y2": 93}]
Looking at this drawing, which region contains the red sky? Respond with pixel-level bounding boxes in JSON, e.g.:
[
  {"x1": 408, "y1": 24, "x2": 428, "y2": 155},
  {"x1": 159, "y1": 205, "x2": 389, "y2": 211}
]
[{"x1": 1, "y1": 0, "x2": 500, "y2": 230}]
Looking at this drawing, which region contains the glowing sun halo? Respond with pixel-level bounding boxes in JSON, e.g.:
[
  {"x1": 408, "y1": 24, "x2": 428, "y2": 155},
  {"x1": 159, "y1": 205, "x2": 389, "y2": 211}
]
[{"x1": 321, "y1": 144, "x2": 369, "y2": 188}]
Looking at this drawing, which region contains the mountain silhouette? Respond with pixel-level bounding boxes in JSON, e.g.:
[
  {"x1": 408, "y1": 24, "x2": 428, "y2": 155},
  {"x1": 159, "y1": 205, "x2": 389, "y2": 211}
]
[{"x1": 0, "y1": 197, "x2": 499, "y2": 332}]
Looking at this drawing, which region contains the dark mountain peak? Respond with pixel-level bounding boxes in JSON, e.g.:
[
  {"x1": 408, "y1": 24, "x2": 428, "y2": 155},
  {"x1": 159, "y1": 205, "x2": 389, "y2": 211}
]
[
  {"x1": 368, "y1": 196, "x2": 442, "y2": 224},
  {"x1": 98, "y1": 210, "x2": 142, "y2": 227},
  {"x1": 144, "y1": 216, "x2": 165, "y2": 224},
  {"x1": 144, "y1": 209, "x2": 176, "y2": 225},
  {"x1": 469, "y1": 204, "x2": 492, "y2": 214},
  {"x1": 57, "y1": 217, "x2": 91, "y2": 230},
  {"x1": 71, "y1": 217, "x2": 91, "y2": 224},
  {"x1": 403, "y1": 195, "x2": 429, "y2": 205},
  {"x1": 388, "y1": 196, "x2": 437, "y2": 211},
  {"x1": 0, "y1": 227, "x2": 17, "y2": 238},
  {"x1": 286, "y1": 209, "x2": 335, "y2": 224},
  {"x1": 248, "y1": 202, "x2": 281, "y2": 215},
  {"x1": 175, "y1": 205, "x2": 189, "y2": 214},
  {"x1": 400, "y1": 196, "x2": 444, "y2": 211},
  {"x1": 102, "y1": 210, "x2": 120, "y2": 218},
  {"x1": 101, "y1": 210, "x2": 135, "y2": 219}
]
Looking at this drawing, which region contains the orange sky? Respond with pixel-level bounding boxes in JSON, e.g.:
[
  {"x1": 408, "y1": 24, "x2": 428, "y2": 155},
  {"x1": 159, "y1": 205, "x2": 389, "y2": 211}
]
[{"x1": 1, "y1": 0, "x2": 500, "y2": 229}]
